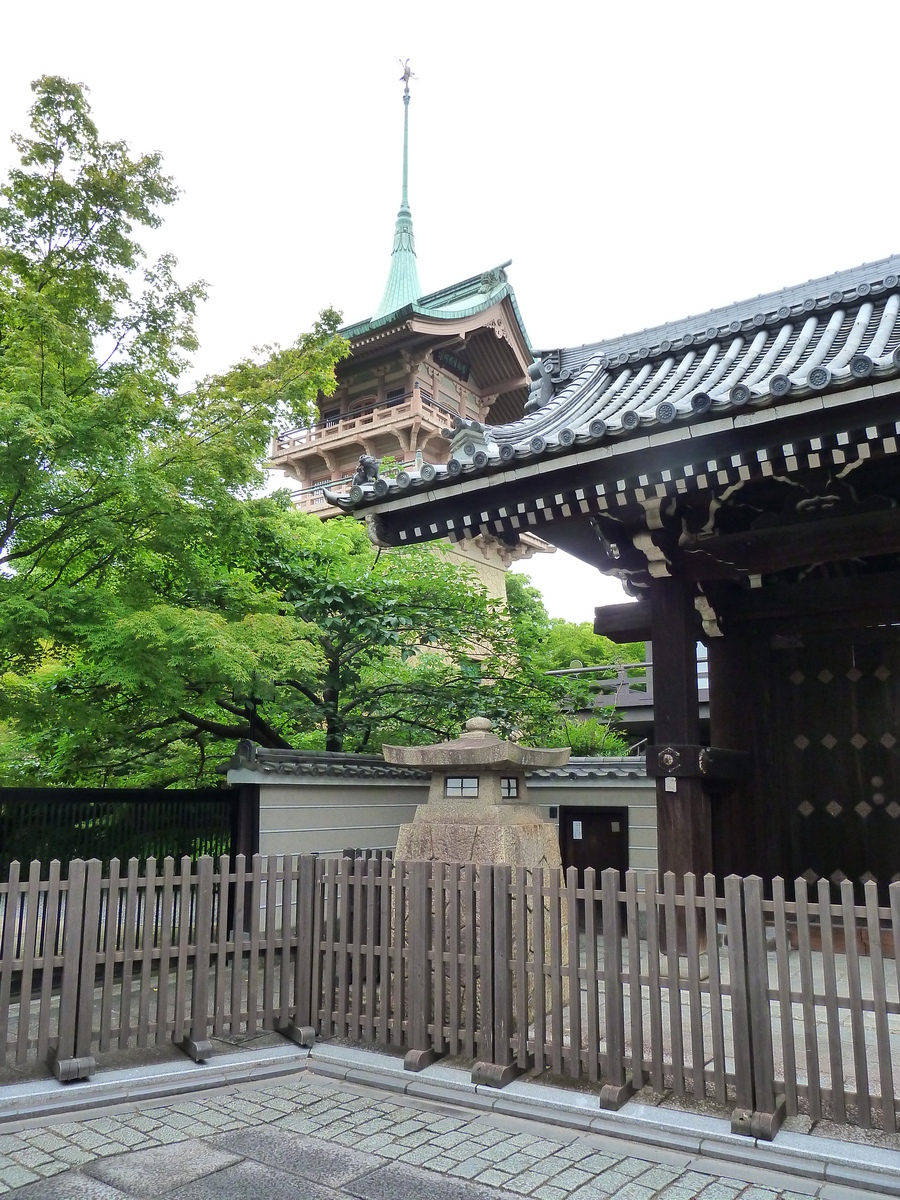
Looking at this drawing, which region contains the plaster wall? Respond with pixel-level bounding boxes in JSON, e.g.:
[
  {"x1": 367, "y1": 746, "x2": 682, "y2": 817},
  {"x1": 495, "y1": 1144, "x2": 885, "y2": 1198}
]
[{"x1": 245, "y1": 764, "x2": 656, "y2": 869}]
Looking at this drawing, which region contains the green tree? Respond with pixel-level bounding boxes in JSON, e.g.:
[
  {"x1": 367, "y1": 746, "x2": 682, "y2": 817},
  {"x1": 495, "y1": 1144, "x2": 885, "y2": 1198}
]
[
  {"x1": 1, "y1": 508, "x2": 570, "y2": 782},
  {"x1": 505, "y1": 571, "x2": 642, "y2": 755},
  {"x1": 0, "y1": 77, "x2": 348, "y2": 783}
]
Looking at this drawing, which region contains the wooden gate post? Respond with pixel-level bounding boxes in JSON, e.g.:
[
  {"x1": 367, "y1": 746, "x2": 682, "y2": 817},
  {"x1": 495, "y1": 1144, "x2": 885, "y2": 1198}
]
[
  {"x1": 49, "y1": 859, "x2": 96, "y2": 1081},
  {"x1": 741, "y1": 875, "x2": 786, "y2": 1138},
  {"x1": 180, "y1": 856, "x2": 213, "y2": 1061},
  {"x1": 473, "y1": 864, "x2": 520, "y2": 1087},
  {"x1": 599, "y1": 867, "x2": 633, "y2": 1109},
  {"x1": 283, "y1": 854, "x2": 317, "y2": 1047},
  {"x1": 404, "y1": 859, "x2": 441, "y2": 1071}
]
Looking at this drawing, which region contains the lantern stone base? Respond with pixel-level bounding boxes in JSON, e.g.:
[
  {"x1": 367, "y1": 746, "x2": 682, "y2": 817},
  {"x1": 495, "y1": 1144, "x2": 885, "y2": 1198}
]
[{"x1": 395, "y1": 804, "x2": 562, "y2": 869}]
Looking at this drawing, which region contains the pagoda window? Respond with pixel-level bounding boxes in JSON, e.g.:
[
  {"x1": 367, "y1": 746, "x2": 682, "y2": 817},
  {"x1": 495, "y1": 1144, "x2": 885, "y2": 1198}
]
[
  {"x1": 385, "y1": 386, "x2": 406, "y2": 407},
  {"x1": 322, "y1": 409, "x2": 340, "y2": 427},
  {"x1": 445, "y1": 777, "x2": 479, "y2": 798},
  {"x1": 500, "y1": 777, "x2": 518, "y2": 799}
]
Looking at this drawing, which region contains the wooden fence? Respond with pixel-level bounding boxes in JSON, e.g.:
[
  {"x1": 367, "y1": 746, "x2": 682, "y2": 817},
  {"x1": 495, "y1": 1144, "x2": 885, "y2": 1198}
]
[{"x1": 1, "y1": 856, "x2": 898, "y2": 1137}]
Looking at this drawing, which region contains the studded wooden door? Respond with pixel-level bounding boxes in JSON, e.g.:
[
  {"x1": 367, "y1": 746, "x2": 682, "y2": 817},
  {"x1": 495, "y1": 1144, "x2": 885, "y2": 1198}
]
[{"x1": 773, "y1": 631, "x2": 900, "y2": 899}]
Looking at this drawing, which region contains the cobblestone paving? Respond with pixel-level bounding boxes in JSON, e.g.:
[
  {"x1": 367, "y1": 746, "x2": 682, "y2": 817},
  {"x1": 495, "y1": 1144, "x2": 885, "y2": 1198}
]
[{"x1": 0, "y1": 1075, "x2": 870, "y2": 1198}]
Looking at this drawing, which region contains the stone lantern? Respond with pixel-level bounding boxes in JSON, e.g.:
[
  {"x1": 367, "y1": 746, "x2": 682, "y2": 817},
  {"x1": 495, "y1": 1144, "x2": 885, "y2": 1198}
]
[{"x1": 384, "y1": 716, "x2": 569, "y2": 870}]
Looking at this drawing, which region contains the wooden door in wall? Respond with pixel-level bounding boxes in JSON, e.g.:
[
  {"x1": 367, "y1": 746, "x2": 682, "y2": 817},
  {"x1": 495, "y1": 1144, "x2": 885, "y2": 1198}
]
[
  {"x1": 772, "y1": 629, "x2": 900, "y2": 900},
  {"x1": 558, "y1": 807, "x2": 629, "y2": 884}
]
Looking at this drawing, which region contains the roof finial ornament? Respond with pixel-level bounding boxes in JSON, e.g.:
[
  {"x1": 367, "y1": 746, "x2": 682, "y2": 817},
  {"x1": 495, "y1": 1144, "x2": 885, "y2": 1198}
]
[
  {"x1": 399, "y1": 57, "x2": 416, "y2": 94},
  {"x1": 373, "y1": 61, "x2": 423, "y2": 319}
]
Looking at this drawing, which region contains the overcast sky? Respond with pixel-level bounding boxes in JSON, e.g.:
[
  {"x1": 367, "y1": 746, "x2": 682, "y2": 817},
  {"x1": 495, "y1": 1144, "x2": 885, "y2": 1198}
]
[{"x1": 3, "y1": 0, "x2": 898, "y2": 622}]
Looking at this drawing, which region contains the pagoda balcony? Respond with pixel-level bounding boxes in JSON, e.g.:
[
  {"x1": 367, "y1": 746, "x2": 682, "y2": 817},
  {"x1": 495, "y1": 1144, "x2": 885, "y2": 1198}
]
[{"x1": 271, "y1": 389, "x2": 459, "y2": 461}]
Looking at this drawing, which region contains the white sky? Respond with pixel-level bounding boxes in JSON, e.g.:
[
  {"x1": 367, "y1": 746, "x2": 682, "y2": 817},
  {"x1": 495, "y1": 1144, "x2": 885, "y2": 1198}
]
[{"x1": 3, "y1": 0, "x2": 899, "y2": 622}]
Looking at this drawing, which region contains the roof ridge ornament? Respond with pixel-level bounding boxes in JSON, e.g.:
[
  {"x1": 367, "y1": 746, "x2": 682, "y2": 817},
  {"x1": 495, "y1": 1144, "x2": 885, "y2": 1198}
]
[{"x1": 372, "y1": 61, "x2": 423, "y2": 320}]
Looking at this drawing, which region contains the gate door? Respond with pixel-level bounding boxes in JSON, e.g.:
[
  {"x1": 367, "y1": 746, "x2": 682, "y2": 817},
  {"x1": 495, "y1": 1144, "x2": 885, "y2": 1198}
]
[
  {"x1": 559, "y1": 806, "x2": 629, "y2": 885},
  {"x1": 773, "y1": 630, "x2": 900, "y2": 899}
]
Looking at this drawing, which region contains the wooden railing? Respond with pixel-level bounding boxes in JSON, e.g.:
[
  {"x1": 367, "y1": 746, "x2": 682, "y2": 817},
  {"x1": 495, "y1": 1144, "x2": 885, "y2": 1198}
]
[
  {"x1": 1, "y1": 856, "x2": 897, "y2": 1137},
  {"x1": 273, "y1": 391, "x2": 459, "y2": 456}
]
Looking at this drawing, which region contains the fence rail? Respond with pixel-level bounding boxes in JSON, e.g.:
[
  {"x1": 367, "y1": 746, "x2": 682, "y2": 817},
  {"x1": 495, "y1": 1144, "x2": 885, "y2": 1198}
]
[{"x1": 1, "y1": 856, "x2": 897, "y2": 1137}]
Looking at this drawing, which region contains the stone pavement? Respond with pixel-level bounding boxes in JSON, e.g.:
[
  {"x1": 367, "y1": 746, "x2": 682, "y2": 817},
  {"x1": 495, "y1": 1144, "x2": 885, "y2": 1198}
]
[{"x1": 0, "y1": 1072, "x2": 891, "y2": 1200}]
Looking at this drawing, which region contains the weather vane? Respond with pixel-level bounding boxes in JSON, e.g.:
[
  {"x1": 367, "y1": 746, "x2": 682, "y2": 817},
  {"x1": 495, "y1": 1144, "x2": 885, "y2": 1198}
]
[{"x1": 398, "y1": 58, "x2": 416, "y2": 95}]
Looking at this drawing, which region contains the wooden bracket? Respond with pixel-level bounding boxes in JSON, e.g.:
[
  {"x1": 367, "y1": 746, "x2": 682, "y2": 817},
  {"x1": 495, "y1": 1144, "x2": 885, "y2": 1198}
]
[
  {"x1": 178, "y1": 1037, "x2": 213, "y2": 1063},
  {"x1": 598, "y1": 1074, "x2": 634, "y2": 1110},
  {"x1": 471, "y1": 1060, "x2": 522, "y2": 1088},
  {"x1": 48, "y1": 1050, "x2": 96, "y2": 1083},
  {"x1": 404, "y1": 1048, "x2": 444, "y2": 1072},
  {"x1": 731, "y1": 1095, "x2": 787, "y2": 1140},
  {"x1": 281, "y1": 1023, "x2": 316, "y2": 1048}
]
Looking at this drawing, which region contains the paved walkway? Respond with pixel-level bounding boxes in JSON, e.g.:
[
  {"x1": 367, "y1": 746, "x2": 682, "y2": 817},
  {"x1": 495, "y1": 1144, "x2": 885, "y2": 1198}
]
[{"x1": 0, "y1": 1073, "x2": 884, "y2": 1200}]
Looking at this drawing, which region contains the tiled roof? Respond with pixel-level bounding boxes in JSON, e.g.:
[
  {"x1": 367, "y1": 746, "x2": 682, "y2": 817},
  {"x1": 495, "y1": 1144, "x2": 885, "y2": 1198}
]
[
  {"x1": 341, "y1": 262, "x2": 532, "y2": 349},
  {"x1": 223, "y1": 744, "x2": 647, "y2": 782},
  {"x1": 334, "y1": 254, "x2": 900, "y2": 510}
]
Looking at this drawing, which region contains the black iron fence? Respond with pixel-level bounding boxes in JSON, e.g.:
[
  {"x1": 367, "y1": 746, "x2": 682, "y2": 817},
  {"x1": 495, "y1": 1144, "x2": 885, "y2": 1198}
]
[{"x1": 0, "y1": 787, "x2": 244, "y2": 878}]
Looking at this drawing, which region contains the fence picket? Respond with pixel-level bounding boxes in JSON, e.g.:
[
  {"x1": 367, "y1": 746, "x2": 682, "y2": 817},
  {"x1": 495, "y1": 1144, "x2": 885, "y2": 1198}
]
[
  {"x1": 663, "y1": 873, "x2": 684, "y2": 1096},
  {"x1": 247, "y1": 856, "x2": 263, "y2": 1034},
  {"x1": 565, "y1": 866, "x2": 581, "y2": 1079},
  {"x1": 0, "y1": 862, "x2": 22, "y2": 1066},
  {"x1": 364, "y1": 857, "x2": 378, "y2": 1044},
  {"x1": 602, "y1": 868, "x2": 624, "y2": 1090},
  {"x1": 279, "y1": 856, "x2": 294, "y2": 1032},
  {"x1": 743, "y1": 875, "x2": 776, "y2": 1117},
  {"x1": 583, "y1": 867, "x2": 599, "y2": 1083},
  {"x1": 156, "y1": 857, "x2": 175, "y2": 1046},
  {"x1": 433, "y1": 861, "x2": 445, "y2": 1055},
  {"x1": 493, "y1": 865, "x2": 513, "y2": 1068},
  {"x1": 36, "y1": 860, "x2": 62, "y2": 1064},
  {"x1": 818, "y1": 878, "x2": 845, "y2": 1124},
  {"x1": 118, "y1": 858, "x2": 140, "y2": 1049},
  {"x1": 478, "y1": 865, "x2": 494, "y2": 1063},
  {"x1": 137, "y1": 857, "x2": 157, "y2": 1048},
  {"x1": 514, "y1": 865, "x2": 529, "y2": 1070},
  {"x1": 531, "y1": 865, "x2": 546, "y2": 1073},
  {"x1": 703, "y1": 873, "x2": 726, "y2": 1106},
  {"x1": 173, "y1": 856, "x2": 192, "y2": 1046},
  {"x1": 462, "y1": 864, "x2": 475, "y2": 1058},
  {"x1": 771, "y1": 877, "x2": 798, "y2": 1115},
  {"x1": 447, "y1": 863, "x2": 461, "y2": 1057},
  {"x1": 322, "y1": 859, "x2": 338, "y2": 1040},
  {"x1": 548, "y1": 867, "x2": 563, "y2": 1076},
  {"x1": 794, "y1": 877, "x2": 822, "y2": 1121},
  {"x1": 351, "y1": 856, "x2": 365, "y2": 1041},
  {"x1": 377, "y1": 855, "x2": 391, "y2": 1045},
  {"x1": 15, "y1": 861, "x2": 42, "y2": 1066},
  {"x1": 215, "y1": 855, "x2": 231, "y2": 1038},
  {"x1": 724, "y1": 874, "x2": 753, "y2": 1115},
  {"x1": 53, "y1": 860, "x2": 82, "y2": 1072},
  {"x1": 682, "y1": 873, "x2": 705, "y2": 1101},
  {"x1": 294, "y1": 855, "x2": 316, "y2": 1033},
  {"x1": 840, "y1": 879, "x2": 870, "y2": 1126},
  {"x1": 866, "y1": 880, "x2": 895, "y2": 1134},
  {"x1": 625, "y1": 871, "x2": 644, "y2": 1092},
  {"x1": 230, "y1": 854, "x2": 247, "y2": 1035},
  {"x1": 644, "y1": 872, "x2": 664, "y2": 1094},
  {"x1": 262, "y1": 855, "x2": 278, "y2": 1030}
]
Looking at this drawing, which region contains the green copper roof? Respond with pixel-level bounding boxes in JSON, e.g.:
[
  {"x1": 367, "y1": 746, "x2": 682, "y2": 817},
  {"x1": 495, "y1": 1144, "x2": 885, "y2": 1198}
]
[
  {"x1": 373, "y1": 84, "x2": 421, "y2": 318},
  {"x1": 342, "y1": 261, "x2": 533, "y2": 353}
]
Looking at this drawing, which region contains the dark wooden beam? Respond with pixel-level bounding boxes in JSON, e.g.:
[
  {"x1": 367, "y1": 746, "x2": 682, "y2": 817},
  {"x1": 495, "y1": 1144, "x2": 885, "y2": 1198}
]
[
  {"x1": 593, "y1": 603, "x2": 652, "y2": 643},
  {"x1": 681, "y1": 508, "x2": 900, "y2": 582},
  {"x1": 710, "y1": 570, "x2": 900, "y2": 629},
  {"x1": 649, "y1": 577, "x2": 712, "y2": 884}
]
